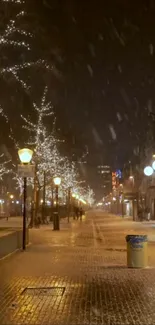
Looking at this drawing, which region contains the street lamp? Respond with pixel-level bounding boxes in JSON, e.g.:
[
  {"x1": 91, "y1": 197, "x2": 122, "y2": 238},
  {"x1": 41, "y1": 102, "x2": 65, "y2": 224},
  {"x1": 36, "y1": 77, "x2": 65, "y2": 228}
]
[
  {"x1": 144, "y1": 166, "x2": 153, "y2": 176},
  {"x1": 53, "y1": 176, "x2": 61, "y2": 230},
  {"x1": 152, "y1": 161, "x2": 155, "y2": 171},
  {"x1": 18, "y1": 148, "x2": 33, "y2": 164},
  {"x1": 18, "y1": 148, "x2": 33, "y2": 250},
  {"x1": 53, "y1": 176, "x2": 61, "y2": 186}
]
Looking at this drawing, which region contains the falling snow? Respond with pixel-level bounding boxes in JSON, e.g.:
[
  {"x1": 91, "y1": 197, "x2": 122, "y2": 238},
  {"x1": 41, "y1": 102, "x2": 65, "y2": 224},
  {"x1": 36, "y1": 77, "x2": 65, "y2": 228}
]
[
  {"x1": 133, "y1": 147, "x2": 139, "y2": 156},
  {"x1": 98, "y1": 33, "x2": 103, "y2": 41},
  {"x1": 87, "y1": 64, "x2": 93, "y2": 77},
  {"x1": 124, "y1": 114, "x2": 129, "y2": 121},
  {"x1": 102, "y1": 89, "x2": 106, "y2": 96},
  {"x1": 72, "y1": 16, "x2": 77, "y2": 24},
  {"x1": 109, "y1": 125, "x2": 117, "y2": 140},
  {"x1": 117, "y1": 64, "x2": 122, "y2": 73},
  {"x1": 120, "y1": 88, "x2": 131, "y2": 107},
  {"x1": 92, "y1": 128, "x2": 103, "y2": 145},
  {"x1": 110, "y1": 19, "x2": 125, "y2": 46},
  {"x1": 149, "y1": 43, "x2": 154, "y2": 55},
  {"x1": 0, "y1": 0, "x2": 154, "y2": 203},
  {"x1": 116, "y1": 112, "x2": 122, "y2": 122},
  {"x1": 147, "y1": 99, "x2": 152, "y2": 113},
  {"x1": 88, "y1": 43, "x2": 96, "y2": 57}
]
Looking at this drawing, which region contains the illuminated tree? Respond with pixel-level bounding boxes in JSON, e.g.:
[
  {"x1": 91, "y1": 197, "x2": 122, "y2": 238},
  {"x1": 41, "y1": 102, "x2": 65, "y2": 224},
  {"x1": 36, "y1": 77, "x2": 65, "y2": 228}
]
[
  {"x1": 21, "y1": 87, "x2": 59, "y2": 179},
  {"x1": 19, "y1": 86, "x2": 64, "y2": 224},
  {"x1": 0, "y1": 154, "x2": 11, "y2": 179},
  {"x1": 0, "y1": 0, "x2": 51, "y2": 90},
  {"x1": 62, "y1": 160, "x2": 78, "y2": 191},
  {"x1": 84, "y1": 186, "x2": 95, "y2": 206}
]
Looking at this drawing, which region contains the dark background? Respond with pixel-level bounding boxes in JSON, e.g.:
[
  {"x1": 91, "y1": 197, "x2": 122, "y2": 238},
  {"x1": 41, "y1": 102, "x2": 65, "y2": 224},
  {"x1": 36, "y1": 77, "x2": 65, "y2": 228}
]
[{"x1": 1, "y1": 0, "x2": 155, "y2": 198}]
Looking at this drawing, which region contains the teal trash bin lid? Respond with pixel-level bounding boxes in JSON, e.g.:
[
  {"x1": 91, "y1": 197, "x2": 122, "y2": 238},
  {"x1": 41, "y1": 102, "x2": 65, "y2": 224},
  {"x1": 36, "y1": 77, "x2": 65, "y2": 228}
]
[{"x1": 126, "y1": 235, "x2": 148, "y2": 243}]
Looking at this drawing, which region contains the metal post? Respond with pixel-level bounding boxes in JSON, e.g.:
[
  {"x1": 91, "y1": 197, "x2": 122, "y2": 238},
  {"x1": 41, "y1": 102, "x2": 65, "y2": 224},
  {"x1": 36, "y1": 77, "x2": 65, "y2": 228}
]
[
  {"x1": 67, "y1": 187, "x2": 71, "y2": 223},
  {"x1": 50, "y1": 186, "x2": 54, "y2": 221},
  {"x1": 42, "y1": 171, "x2": 46, "y2": 222},
  {"x1": 133, "y1": 199, "x2": 135, "y2": 221},
  {"x1": 23, "y1": 177, "x2": 27, "y2": 250},
  {"x1": 53, "y1": 185, "x2": 59, "y2": 230},
  {"x1": 29, "y1": 165, "x2": 37, "y2": 228},
  {"x1": 122, "y1": 193, "x2": 124, "y2": 218}
]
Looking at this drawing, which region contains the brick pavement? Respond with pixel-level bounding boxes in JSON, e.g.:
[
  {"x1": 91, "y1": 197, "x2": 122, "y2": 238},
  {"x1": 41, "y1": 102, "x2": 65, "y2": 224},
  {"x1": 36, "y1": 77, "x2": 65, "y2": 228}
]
[{"x1": 0, "y1": 211, "x2": 155, "y2": 324}]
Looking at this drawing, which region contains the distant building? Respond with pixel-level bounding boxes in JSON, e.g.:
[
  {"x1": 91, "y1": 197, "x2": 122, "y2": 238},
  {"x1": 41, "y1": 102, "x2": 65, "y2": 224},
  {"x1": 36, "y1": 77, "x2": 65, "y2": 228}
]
[{"x1": 97, "y1": 165, "x2": 112, "y2": 196}]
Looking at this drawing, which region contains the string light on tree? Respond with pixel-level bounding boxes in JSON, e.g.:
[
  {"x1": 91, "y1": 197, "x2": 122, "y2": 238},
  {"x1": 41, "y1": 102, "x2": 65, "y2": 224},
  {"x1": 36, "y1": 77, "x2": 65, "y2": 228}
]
[
  {"x1": 0, "y1": 153, "x2": 11, "y2": 179},
  {"x1": 0, "y1": 1, "x2": 53, "y2": 90}
]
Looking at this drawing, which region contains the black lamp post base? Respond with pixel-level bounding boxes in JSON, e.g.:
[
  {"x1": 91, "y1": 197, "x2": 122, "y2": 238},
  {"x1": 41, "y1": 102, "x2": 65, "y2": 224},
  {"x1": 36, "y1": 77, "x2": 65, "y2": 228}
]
[{"x1": 53, "y1": 213, "x2": 60, "y2": 231}]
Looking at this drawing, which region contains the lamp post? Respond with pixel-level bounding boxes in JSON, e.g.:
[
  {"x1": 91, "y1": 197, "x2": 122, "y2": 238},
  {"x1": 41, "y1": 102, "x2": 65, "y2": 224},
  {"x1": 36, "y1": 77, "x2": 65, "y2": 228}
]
[
  {"x1": 144, "y1": 158, "x2": 155, "y2": 220},
  {"x1": 42, "y1": 170, "x2": 46, "y2": 223},
  {"x1": 53, "y1": 176, "x2": 61, "y2": 230},
  {"x1": 72, "y1": 193, "x2": 76, "y2": 219},
  {"x1": 18, "y1": 148, "x2": 33, "y2": 250},
  {"x1": 50, "y1": 184, "x2": 54, "y2": 221},
  {"x1": 67, "y1": 187, "x2": 71, "y2": 223}
]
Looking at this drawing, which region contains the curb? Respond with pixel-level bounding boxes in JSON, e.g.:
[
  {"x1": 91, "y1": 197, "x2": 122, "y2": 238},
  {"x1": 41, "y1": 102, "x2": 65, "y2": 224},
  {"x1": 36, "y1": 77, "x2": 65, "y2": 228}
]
[{"x1": 0, "y1": 242, "x2": 32, "y2": 261}]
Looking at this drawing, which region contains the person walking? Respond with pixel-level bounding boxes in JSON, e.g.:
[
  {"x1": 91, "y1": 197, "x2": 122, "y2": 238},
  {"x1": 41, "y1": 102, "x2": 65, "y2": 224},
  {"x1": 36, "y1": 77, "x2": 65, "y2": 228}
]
[
  {"x1": 75, "y1": 207, "x2": 79, "y2": 220},
  {"x1": 79, "y1": 207, "x2": 83, "y2": 221}
]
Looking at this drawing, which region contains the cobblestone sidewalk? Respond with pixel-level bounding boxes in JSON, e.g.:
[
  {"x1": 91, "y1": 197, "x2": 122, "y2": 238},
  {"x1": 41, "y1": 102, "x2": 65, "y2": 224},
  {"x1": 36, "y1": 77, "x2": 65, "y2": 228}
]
[{"x1": 0, "y1": 212, "x2": 155, "y2": 324}]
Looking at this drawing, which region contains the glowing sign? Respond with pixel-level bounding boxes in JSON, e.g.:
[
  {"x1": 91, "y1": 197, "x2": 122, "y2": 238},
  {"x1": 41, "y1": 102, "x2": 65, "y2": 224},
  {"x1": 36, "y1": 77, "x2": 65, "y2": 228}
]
[
  {"x1": 116, "y1": 169, "x2": 122, "y2": 179},
  {"x1": 112, "y1": 172, "x2": 116, "y2": 191}
]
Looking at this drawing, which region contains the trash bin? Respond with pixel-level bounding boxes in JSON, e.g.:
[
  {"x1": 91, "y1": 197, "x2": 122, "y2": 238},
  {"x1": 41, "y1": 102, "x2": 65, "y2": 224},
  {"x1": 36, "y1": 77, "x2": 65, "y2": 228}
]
[{"x1": 126, "y1": 235, "x2": 148, "y2": 268}]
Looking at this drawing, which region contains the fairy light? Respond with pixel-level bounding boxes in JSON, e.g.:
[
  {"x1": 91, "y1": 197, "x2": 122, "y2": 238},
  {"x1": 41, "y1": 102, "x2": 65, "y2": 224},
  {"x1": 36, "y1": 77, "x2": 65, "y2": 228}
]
[
  {"x1": 0, "y1": 153, "x2": 11, "y2": 179},
  {"x1": 84, "y1": 186, "x2": 95, "y2": 206},
  {"x1": 2, "y1": 0, "x2": 24, "y2": 3},
  {"x1": 19, "y1": 87, "x2": 62, "y2": 190},
  {"x1": 19, "y1": 86, "x2": 88, "y2": 200},
  {"x1": 0, "y1": 60, "x2": 53, "y2": 90},
  {"x1": 0, "y1": 0, "x2": 53, "y2": 90},
  {"x1": 0, "y1": 0, "x2": 31, "y2": 49},
  {"x1": 0, "y1": 105, "x2": 18, "y2": 148}
]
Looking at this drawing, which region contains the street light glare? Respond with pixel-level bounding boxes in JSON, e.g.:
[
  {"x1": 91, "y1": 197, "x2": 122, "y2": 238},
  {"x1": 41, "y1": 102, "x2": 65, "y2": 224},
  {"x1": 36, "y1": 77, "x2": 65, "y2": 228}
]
[
  {"x1": 144, "y1": 166, "x2": 153, "y2": 176},
  {"x1": 152, "y1": 161, "x2": 155, "y2": 171},
  {"x1": 18, "y1": 148, "x2": 33, "y2": 164},
  {"x1": 53, "y1": 176, "x2": 61, "y2": 186}
]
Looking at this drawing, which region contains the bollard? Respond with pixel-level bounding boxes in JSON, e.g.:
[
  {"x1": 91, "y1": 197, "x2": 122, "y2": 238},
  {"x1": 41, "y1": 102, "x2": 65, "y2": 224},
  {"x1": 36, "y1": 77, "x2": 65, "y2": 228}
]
[{"x1": 126, "y1": 235, "x2": 148, "y2": 268}]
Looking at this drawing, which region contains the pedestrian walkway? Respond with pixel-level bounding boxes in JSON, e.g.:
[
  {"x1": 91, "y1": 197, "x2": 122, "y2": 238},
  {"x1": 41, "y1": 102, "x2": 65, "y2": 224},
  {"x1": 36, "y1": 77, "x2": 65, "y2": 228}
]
[
  {"x1": 0, "y1": 211, "x2": 155, "y2": 324},
  {"x1": 0, "y1": 216, "x2": 71, "y2": 228},
  {"x1": 95, "y1": 211, "x2": 155, "y2": 265}
]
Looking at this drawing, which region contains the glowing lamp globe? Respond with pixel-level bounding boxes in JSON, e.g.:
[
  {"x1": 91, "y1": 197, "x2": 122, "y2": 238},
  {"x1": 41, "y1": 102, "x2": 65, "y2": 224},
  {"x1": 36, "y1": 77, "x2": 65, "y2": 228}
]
[
  {"x1": 18, "y1": 148, "x2": 33, "y2": 164},
  {"x1": 72, "y1": 193, "x2": 76, "y2": 198},
  {"x1": 152, "y1": 161, "x2": 155, "y2": 171},
  {"x1": 144, "y1": 166, "x2": 153, "y2": 176},
  {"x1": 53, "y1": 176, "x2": 61, "y2": 186}
]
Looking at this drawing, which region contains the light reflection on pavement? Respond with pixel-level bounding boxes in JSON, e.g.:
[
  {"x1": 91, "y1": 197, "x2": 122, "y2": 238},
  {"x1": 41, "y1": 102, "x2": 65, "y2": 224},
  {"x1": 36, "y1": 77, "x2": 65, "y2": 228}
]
[{"x1": 0, "y1": 211, "x2": 155, "y2": 324}]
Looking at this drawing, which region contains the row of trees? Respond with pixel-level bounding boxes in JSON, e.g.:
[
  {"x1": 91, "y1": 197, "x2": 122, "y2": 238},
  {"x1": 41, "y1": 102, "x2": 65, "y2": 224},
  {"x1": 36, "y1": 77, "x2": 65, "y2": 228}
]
[
  {"x1": 0, "y1": 85, "x2": 95, "y2": 221},
  {"x1": 0, "y1": 0, "x2": 95, "y2": 224}
]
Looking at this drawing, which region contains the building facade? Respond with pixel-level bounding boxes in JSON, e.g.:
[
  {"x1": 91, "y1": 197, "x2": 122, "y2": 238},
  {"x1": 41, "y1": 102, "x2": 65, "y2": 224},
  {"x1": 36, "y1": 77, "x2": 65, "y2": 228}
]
[{"x1": 97, "y1": 165, "x2": 112, "y2": 197}]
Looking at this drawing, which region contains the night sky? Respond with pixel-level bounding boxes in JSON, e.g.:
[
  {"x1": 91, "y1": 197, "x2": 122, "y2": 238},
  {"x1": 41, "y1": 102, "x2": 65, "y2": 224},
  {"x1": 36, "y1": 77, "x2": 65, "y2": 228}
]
[{"x1": 1, "y1": 0, "x2": 155, "y2": 197}]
